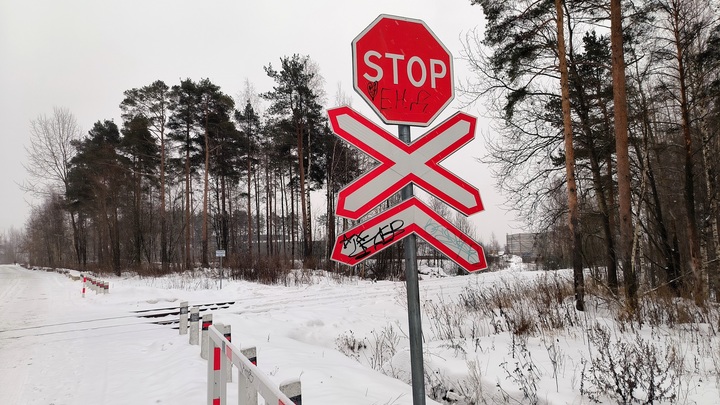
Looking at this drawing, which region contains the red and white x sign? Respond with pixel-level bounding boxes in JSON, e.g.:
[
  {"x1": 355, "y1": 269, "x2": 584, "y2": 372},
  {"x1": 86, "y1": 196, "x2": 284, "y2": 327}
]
[
  {"x1": 332, "y1": 197, "x2": 487, "y2": 272},
  {"x1": 328, "y1": 106, "x2": 484, "y2": 220}
]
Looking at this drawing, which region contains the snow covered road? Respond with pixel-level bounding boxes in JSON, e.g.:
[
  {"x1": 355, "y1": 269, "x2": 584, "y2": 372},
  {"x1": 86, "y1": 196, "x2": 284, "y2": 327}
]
[{"x1": 0, "y1": 265, "x2": 207, "y2": 404}]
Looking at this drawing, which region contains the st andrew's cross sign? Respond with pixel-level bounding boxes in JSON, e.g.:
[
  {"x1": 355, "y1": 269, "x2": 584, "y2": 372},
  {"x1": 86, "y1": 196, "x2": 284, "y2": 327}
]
[{"x1": 327, "y1": 106, "x2": 487, "y2": 272}]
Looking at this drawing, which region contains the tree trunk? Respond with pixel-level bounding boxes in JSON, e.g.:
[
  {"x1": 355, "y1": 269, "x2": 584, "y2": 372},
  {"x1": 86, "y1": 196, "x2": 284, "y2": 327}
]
[
  {"x1": 185, "y1": 129, "x2": 192, "y2": 270},
  {"x1": 133, "y1": 164, "x2": 142, "y2": 265},
  {"x1": 644, "y1": 140, "x2": 682, "y2": 291},
  {"x1": 255, "y1": 160, "x2": 261, "y2": 257},
  {"x1": 69, "y1": 211, "x2": 82, "y2": 269},
  {"x1": 590, "y1": 149, "x2": 618, "y2": 295},
  {"x1": 274, "y1": 169, "x2": 281, "y2": 255},
  {"x1": 289, "y1": 163, "x2": 296, "y2": 262},
  {"x1": 596, "y1": 87, "x2": 619, "y2": 295},
  {"x1": 555, "y1": 0, "x2": 584, "y2": 311},
  {"x1": 160, "y1": 119, "x2": 168, "y2": 273},
  {"x1": 605, "y1": 155, "x2": 619, "y2": 291},
  {"x1": 700, "y1": 100, "x2": 720, "y2": 302},
  {"x1": 221, "y1": 174, "x2": 228, "y2": 254},
  {"x1": 247, "y1": 145, "x2": 253, "y2": 262},
  {"x1": 281, "y1": 170, "x2": 288, "y2": 257},
  {"x1": 112, "y1": 204, "x2": 121, "y2": 275},
  {"x1": 610, "y1": 0, "x2": 637, "y2": 309},
  {"x1": 673, "y1": 13, "x2": 705, "y2": 303},
  {"x1": 297, "y1": 122, "x2": 312, "y2": 263},
  {"x1": 201, "y1": 109, "x2": 210, "y2": 268},
  {"x1": 326, "y1": 161, "x2": 336, "y2": 271},
  {"x1": 265, "y1": 154, "x2": 271, "y2": 256},
  {"x1": 79, "y1": 213, "x2": 87, "y2": 267}
]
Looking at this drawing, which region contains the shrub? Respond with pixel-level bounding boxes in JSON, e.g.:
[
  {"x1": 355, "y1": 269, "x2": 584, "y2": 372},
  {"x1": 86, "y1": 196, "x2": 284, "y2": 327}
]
[{"x1": 581, "y1": 324, "x2": 682, "y2": 404}]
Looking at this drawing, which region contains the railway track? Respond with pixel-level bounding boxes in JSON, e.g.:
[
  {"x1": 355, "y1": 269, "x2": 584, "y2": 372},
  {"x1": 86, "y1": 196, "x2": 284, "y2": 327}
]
[{"x1": 0, "y1": 300, "x2": 236, "y2": 339}]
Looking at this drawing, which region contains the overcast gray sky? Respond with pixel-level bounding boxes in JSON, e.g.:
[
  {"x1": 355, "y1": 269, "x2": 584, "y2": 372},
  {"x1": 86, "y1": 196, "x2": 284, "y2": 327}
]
[{"x1": 0, "y1": 0, "x2": 524, "y2": 243}]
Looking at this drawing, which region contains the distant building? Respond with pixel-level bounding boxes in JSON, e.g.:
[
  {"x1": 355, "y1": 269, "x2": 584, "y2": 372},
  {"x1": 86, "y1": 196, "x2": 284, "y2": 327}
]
[{"x1": 506, "y1": 233, "x2": 541, "y2": 262}]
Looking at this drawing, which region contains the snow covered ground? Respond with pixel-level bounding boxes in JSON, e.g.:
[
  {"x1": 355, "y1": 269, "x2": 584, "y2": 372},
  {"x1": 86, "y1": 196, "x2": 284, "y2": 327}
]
[{"x1": 1, "y1": 263, "x2": 719, "y2": 404}]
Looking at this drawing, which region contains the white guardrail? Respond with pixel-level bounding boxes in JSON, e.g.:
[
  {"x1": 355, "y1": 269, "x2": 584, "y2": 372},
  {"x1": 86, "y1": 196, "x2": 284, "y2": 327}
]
[{"x1": 206, "y1": 323, "x2": 301, "y2": 405}]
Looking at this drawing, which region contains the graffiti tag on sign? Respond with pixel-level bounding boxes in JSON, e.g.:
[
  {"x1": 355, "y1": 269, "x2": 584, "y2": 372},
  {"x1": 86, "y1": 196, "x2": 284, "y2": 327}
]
[
  {"x1": 341, "y1": 220, "x2": 405, "y2": 260},
  {"x1": 423, "y1": 221, "x2": 479, "y2": 263},
  {"x1": 332, "y1": 198, "x2": 487, "y2": 272},
  {"x1": 377, "y1": 87, "x2": 431, "y2": 113}
]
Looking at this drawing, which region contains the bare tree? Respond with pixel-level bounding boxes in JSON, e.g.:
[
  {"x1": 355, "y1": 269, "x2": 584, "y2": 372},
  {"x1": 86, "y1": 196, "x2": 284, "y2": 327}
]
[
  {"x1": 237, "y1": 78, "x2": 264, "y2": 115},
  {"x1": 23, "y1": 107, "x2": 81, "y2": 195},
  {"x1": 452, "y1": 210, "x2": 477, "y2": 240},
  {"x1": 23, "y1": 107, "x2": 82, "y2": 265}
]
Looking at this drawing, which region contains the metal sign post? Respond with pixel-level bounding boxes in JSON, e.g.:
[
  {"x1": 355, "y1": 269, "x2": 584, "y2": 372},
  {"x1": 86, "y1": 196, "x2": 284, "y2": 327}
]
[{"x1": 399, "y1": 124, "x2": 425, "y2": 405}]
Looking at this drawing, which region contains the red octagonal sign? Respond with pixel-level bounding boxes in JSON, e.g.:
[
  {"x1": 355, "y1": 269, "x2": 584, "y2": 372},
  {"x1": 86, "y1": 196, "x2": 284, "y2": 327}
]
[{"x1": 352, "y1": 14, "x2": 454, "y2": 127}]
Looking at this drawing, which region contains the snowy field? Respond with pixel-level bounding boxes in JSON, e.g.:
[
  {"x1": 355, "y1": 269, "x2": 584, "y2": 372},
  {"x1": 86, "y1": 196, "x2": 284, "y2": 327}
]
[{"x1": 1, "y1": 263, "x2": 719, "y2": 404}]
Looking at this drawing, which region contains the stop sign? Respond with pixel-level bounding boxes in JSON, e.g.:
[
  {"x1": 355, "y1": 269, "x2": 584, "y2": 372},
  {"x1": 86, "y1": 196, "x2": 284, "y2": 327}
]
[{"x1": 352, "y1": 14, "x2": 454, "y2": 127}]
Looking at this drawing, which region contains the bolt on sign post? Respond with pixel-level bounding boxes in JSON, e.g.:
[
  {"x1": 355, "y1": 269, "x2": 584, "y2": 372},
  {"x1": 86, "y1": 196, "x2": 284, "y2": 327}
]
[{"x1": 329, "y1": 14, "x2": 488, "y2": 405}]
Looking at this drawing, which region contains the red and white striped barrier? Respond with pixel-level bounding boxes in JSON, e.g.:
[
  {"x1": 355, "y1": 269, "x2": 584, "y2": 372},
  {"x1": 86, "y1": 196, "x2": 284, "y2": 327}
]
[
  {"x1": 81, "y1": 275, "x2": 110, "y2": 297},
  {"x1": 207, "y1": 324, "x2": 301, "y2": 405}
]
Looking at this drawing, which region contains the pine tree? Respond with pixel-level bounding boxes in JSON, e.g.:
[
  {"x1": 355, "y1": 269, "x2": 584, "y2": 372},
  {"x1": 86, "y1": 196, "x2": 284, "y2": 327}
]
[
  {"x1": 120, "y1": 81, "x2": 171, "y2": 272},
  {"x1": 263, "y1": 55, "x2": 326, "y2": 264}
]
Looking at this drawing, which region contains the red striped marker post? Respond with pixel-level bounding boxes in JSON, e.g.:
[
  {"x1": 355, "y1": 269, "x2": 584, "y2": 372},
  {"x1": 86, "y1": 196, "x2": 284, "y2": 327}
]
[
  {"x1": 222, "y1": 324, "x2": 232, "y2": 382},
  {"x1": 280, "y1": 380, "x2": 302, "y2": 405},
  {"x1": 82, "y1": 275, "x2": 86, "y2": 298},
  {"x1": 208, "y1": 323, "x2": 227, "y2": 405},
  {"x1": 201, "y1": 313, "x2": 213, "y2": 360}
]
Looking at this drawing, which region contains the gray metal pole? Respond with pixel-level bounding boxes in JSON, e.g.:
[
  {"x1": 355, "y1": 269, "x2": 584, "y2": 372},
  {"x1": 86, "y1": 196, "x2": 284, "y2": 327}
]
[{"x1": 399, "y1": 124, "x2": 426, "y2": 405}]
